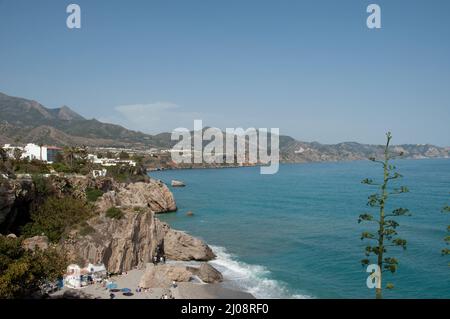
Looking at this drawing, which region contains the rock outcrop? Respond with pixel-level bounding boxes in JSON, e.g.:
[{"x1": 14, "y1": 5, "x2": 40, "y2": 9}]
[
  {"x1": 164, "y1": 229, "x2": 215, "y2": 261},
  {"x1": 171, "y1": 180, "x2": 186, "y2": 187},
  {"x1": 190, "y1": 263, "x2": 223, "y2": 283},
  {"x1": 0, "y1": 175, "x2": 174, "y2": 233},
  {"x1": 139, "y1": 262, "x2": 223, "y2": 288},
  {"x1": 22, "y1": 235, "x2": 49, "y2": 251},
  {"x1": 0, "y1": 178, "x2": 34, "y2": 232},
  {"x1": 63, "y1": 210, "x2": 163, "y2": 273},
  {"x1": 62, "y1": 210, "x2": 214, "y2": 274},
  {"x1": 96, "y1": 180, "x2": 177, "y2": 213},
  {"x1": 139, "y1": 264, "x2": 193, "y2": 288}
]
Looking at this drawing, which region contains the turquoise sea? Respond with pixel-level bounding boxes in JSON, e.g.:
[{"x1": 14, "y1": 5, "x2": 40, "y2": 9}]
[{"x1": 150, "y1": 159, "x2": 450, "y2": 299}]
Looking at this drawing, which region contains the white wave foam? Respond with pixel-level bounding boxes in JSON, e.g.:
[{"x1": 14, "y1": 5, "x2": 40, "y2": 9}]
[{"x1": 209, "y1": 245, "x2": 313, "y2": 299}]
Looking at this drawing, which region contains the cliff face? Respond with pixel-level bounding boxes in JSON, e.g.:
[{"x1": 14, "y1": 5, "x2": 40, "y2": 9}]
[
  {"x1": 2, "y1": 174, "x2": 213, "y2": 274},
  {"x1": 0, "y1": 179, "x2": 34, "y2": 233},
  {"x1": 63, "y1": 210, "x2": 215, "y2": 273},
  {"x1": 62, "y1": 178, "x2": 211, "y2": 273}
]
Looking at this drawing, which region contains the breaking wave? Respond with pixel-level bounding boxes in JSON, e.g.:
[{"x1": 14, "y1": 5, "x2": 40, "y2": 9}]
[{"x1": 209, "y1": 245, "x2": 312, "y2": 299}]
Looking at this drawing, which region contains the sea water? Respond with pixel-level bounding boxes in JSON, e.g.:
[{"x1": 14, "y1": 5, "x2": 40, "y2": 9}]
[{"x1": 150, "y1": 159, "x2": 450, "y2": 299}]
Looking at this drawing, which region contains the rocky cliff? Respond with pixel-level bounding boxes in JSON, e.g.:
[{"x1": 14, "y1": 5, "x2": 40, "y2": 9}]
[
  {"x1": 96, "y1": 179, "x2": 177, "y2": 213},
  {"x1": 62, "y1": 209, "x2": 215, "y2": 273},
  {"x1": 0, "y1": 175, "x2": 175, "y2": 233},
  {"x1": 0, "y1": 178, "x2": 34, "y2": 233},
  {"x1": 1, "y1": 173, "x2": 214, "y2": 274}
]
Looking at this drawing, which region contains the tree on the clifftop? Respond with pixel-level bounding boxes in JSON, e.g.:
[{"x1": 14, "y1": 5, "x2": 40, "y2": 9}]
[
  {"x1": 359, "y1": 132, "x2": 410, "y2": 299},
  {"x1": 0, "y1": 236, "x2": 66, "y2": 298}
]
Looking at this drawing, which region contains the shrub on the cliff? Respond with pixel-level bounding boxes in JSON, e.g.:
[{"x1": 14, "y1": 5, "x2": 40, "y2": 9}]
[
  {"x1": 85, "y1": 187, "x2": 103, "y2": 202},
  {"x1": 14, "y1": 159, "x2": 50, "y2": 174},
  {"x1": 106, "y1": 207, "x2": 124, "y2": 220},
  {"x1": 78, "y1": 222, "x2": 96, "y2": 236},
  {"x1": 51, "y1": 162, "x2": 72, "y2": 173},
  {"x1": 22, "y1": 197, "x2": 92, "y2": 242},
  {"x1": 106, "y1": 164, "x2": 148, "y2": 183},
  {"x1": 0, "y1": 236, "x2": 66, "y2": 298},
  {"x1": 133, "y1": 206, "x2": 145, "y2": 213},
  {"x1": 32, "y1": 174, "x2": 53, "y2": 197}
]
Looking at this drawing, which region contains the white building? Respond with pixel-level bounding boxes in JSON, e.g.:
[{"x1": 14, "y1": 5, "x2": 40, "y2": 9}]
[
  {"x1": 87, "y1": 154, "x2": 136, "y2": 167},
  {"x1": 23, "y1": 143, "x2": 47, "y2": 162},
  {"x1": 2, "y1": 143, "x2": 61, "y2": 163}
]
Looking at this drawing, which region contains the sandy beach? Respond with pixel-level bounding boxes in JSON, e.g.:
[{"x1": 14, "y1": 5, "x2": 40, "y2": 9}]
[{"x1": 52, "y1": 262, "x2": 254, "y2": 299}]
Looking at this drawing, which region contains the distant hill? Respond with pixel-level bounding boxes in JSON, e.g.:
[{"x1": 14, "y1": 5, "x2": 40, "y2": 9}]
[
  {"x1": 0, "y1": 92, "x2": 172, "y2": 148},
  {"x1": 0, "y1": 92, "x2": 448, "y2": 162}
]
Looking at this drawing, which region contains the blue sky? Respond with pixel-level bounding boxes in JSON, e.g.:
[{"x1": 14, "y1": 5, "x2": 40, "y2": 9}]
[{"x1": 0, "y1": 0, "x2": 449, "y2": 145}]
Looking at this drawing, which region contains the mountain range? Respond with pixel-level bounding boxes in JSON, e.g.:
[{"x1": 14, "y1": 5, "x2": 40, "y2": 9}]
[{"x1": 0, "y1": 92, "x2": 448, "y2": 162}]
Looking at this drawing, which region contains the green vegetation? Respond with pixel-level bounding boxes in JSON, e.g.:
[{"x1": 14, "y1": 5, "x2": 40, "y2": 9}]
[
  {"x1": 119, "y1": 151, "x2": 130, "y2": 159},
  {"x1": 60, "y1": 145, "x2": 92, "y2": 174},
  {"x1": 106, "y1": 207, "x2": 124, "y2": 220},
  {"x1": 13, "y1": 159, "x2": 50, "y2": 175},
  {"x1": 0, "y1": 236, "x2": 66, "y2": 298},
  {"x1": 32, "y1": 174, "x2": 53, "y2": 197},
  {"x1": 78, "y1": 222, "x2": 96, "y2": 236},
  {"x1": 51, "y1": 161, "x2": 72, "y2": 173},
  {"x1": 359, "y1": 132, "x2": 410, "y2": 299},
  {"x1": 106, "y1": 164, "x2": 147, "y2": 183},
  {"x1": 133, "y1": 206, "x2": 145, "y2": 213},
  {"x1": 22, "y1": 197, "x2": 92, "y2": 243},
  {"x1": 85, "y1": 187, "x2": 104, "y2": 202}
]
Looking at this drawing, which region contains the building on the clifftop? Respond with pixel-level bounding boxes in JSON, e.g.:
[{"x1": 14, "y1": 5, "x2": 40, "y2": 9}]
[{"x1": 2, "y1": 143, "x2": 62, "y2": 163}]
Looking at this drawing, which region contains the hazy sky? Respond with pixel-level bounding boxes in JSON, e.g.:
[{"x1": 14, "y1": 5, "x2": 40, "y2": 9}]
[{"x1": 1, "y1": 0, "x2": 449, "y2": 145}]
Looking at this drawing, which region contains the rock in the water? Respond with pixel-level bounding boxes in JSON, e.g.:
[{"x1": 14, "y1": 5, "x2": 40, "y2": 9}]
[
  {"x1": 186, "y1": 211, "x2": 194, "y2": 216},
  {"x1": 139, "y1": 264, "x2": 193, "y2": 288},
  {"x1": 164, "y1": 229, "x2": 215, "y2": 261},
  {"x1": 22, "y1": 235, "x2": 49, "y2": 251},
  {"x1": 171, "y1": 180, "x2": 185, "y2": 187},
  {"x1": 97, "y1": 180, "x2": 177, "y2": 213},
  {"x1": 195, "y1": 263, "x2": 223, "y2": 283}
]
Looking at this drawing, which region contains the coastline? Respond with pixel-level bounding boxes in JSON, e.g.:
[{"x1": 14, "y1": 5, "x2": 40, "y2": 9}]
[
  {"x1": 147, "y1": 156, "x2": 450, "y2": 173},
  {"x1": 52, "y1": 261, "x2": 255, "y2": 299}
]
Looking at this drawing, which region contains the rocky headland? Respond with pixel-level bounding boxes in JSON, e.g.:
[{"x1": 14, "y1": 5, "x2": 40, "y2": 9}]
[{"x1": 0, "y1": 173, "x2": 242, "y2": 299}]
